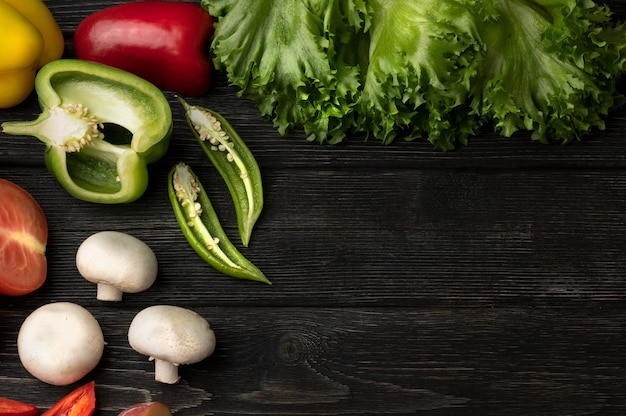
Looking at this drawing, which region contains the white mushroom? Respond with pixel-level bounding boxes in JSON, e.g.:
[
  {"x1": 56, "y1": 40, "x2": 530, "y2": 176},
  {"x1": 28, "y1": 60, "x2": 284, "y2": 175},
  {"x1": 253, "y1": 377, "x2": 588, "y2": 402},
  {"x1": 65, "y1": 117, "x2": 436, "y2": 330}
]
[
  {"x1": 17, "y1": 302, "x2": 105, "y2": 386},
  {"x1": 128, "y1": 305, "x2": 216, "y2": 384},
  {"x1": 76, "y1": 231, "x2": 158, "y2": 301}
]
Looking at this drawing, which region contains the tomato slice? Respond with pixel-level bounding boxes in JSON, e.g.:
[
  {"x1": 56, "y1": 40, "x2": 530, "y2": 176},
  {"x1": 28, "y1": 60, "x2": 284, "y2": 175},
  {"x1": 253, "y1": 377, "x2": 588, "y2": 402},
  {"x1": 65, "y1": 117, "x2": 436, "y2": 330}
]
[
  {"x1": 42, "y1": 381, "x2": 96, "y2": 416},
  {"x1": 0, "y1": 397, "x2": 39, "y2": 416},
  {"x1": 0, "y1": 179, "x2": 48, "y2": 296}
]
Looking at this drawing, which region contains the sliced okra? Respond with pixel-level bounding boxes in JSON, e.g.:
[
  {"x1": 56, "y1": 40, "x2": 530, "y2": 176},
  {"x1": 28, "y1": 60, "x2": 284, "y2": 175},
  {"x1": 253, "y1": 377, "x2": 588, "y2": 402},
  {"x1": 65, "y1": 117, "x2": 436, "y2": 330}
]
[
  {"x1": 178, "y1": 97, "x2": 262, "y2": 247},
  {"x1": 168, "y1": 162, "x2": 271, "y2": 285}
]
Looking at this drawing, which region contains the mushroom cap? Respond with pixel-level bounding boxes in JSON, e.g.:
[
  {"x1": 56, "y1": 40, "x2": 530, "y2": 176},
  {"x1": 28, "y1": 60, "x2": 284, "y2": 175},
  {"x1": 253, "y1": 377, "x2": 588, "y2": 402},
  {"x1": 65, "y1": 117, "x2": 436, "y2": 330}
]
[
  {"x1": 128, "y1": 305, "x2": 216, "y2": 365},
  {"x1": 76, "y1": 231, "x2": 158, "y2": 293},
  {"x1": 17, "y1": 302, "x2": 105, "y2": 386}
]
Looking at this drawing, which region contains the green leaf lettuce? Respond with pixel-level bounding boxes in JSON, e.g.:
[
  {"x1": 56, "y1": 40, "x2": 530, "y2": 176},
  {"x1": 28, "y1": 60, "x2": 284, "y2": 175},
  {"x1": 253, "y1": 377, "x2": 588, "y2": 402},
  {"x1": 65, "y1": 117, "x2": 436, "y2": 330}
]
[{"x1": 202, "y1": 0, "x2": 626, "y2": 150}]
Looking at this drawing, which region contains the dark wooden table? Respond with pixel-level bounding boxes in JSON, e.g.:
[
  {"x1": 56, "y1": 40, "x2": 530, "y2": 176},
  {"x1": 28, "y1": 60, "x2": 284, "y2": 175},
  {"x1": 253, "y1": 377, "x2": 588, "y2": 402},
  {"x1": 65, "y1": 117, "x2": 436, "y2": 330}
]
[{"x1": 3, "y1": 1, "x2": 626, "y2": 415}]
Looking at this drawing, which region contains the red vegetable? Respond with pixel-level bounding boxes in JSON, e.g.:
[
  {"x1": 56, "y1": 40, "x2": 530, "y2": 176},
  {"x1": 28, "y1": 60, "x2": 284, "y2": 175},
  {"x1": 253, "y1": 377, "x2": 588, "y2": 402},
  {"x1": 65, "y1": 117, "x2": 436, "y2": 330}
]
[
  {"x1": 74, "y1": 1, "x2": 214, "y2": 96},
  {"x1": 0, "y1": 397, "x2": 39, "y2": 416},
  {"x1": 42, "y1": 381, "x2": 96, "y2": 416},
  {"x1": 117, "y1": 402, "x2": 171, "y2": 416},
  {"x1": 0, "y1": 179, "x2": 48, "y2": 296}
]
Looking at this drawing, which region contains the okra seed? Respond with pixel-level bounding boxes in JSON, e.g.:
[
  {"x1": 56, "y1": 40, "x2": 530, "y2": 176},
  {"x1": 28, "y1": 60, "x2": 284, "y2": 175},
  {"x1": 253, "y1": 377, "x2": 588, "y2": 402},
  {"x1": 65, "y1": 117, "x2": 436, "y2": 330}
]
[
  {"x1": 227, "y1": 153, "x2": 234, "y2": 162},
  {"x1": 240, "y1": 172, "x2": 248, "y2": 179}
]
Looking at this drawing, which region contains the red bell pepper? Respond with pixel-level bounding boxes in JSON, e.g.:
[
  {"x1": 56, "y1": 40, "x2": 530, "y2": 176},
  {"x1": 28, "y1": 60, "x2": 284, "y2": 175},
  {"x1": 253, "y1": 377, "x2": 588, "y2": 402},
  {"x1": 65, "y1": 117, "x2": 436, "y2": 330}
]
[
  {"x1": 0, "y1": 398, "x2": 39, "y2": 416},
  {"x1": 74, "y1": 1, "x2": 214, "y2": 96},
  {"x1": 42, "y1": 381, "x2": 96, "y2": 416}
]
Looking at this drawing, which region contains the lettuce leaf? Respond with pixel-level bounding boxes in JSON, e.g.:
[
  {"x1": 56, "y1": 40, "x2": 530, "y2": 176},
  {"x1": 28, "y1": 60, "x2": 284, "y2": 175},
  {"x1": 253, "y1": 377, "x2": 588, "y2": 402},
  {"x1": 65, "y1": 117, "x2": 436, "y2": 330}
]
[
  {"x1": 205, "y1": 0, "x2": 368, "y2": 143},
  {"x1": 202, "y1": 0, "x2": 626, "y2": 150},
  {"x1": 356, "y1": 0, "x2": 484, "y2": 150},
  {"x1": 470, "y1": 0, "x2": 626, "y2": 144}
]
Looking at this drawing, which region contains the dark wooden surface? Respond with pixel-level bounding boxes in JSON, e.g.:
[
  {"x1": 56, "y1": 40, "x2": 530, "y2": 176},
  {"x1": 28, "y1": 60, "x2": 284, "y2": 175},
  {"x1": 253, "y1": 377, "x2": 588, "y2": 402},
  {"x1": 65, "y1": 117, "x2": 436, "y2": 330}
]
[{"x1": 3, "y1": 1, "x2": 626, "y2": 415}]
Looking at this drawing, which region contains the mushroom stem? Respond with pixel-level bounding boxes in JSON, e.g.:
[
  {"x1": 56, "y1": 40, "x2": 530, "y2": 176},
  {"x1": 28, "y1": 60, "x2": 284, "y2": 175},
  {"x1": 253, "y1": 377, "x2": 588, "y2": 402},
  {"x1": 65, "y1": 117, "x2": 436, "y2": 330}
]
[
  {"x1": 154, "y1": 358, "x2": 180, "y2": 384},
  {"x1": 96, "y1": 283, "x2": 123, "y2": 301}
]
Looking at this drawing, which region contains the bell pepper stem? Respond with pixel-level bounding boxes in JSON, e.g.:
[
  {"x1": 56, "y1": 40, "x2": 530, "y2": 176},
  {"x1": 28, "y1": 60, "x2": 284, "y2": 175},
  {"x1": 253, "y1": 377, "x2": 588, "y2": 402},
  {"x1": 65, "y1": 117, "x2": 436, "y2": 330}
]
[{"x1": 2, "y1": 104, "x2": 105, "y2": 153}]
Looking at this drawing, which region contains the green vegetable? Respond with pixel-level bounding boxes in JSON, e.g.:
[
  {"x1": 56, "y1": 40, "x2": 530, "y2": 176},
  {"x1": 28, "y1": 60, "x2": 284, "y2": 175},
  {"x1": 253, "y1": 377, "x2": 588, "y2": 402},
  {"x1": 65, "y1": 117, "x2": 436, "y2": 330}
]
[
  {"x1": 168, "y1": 162, "x2": 270, "y2": 284},
  {"x1": 203, "y1": 0, "x2": 626, "y2": 150},
  {"x1": 470, "y1": 0, "x2": 626, "y2": 144},
  {"x1": 1, "y1": 59, "x2": 172, "y2": 203},
  {"x1": 204, "y1": 0, "x2": 368, "y2": 144},
  {"x1": 178, "y1": 97, "x2": 263, "y2": 247},
  {"x1": 355, "y1": 0, "x2": 483, "y2": 149}
]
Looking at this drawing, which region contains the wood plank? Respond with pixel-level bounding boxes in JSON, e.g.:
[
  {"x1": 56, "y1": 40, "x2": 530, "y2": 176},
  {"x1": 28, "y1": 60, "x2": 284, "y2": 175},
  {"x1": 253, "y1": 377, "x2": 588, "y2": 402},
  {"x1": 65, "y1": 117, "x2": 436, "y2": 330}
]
[
  {"x1": 2, "y1": 1, "x2": 626, "y2": 414},
  {"x1": 2, "y1": 166, "x2": 626, "y2": 308},
  {"x1": 1, "y1": 307, "x2": 626, "y2": 415}
]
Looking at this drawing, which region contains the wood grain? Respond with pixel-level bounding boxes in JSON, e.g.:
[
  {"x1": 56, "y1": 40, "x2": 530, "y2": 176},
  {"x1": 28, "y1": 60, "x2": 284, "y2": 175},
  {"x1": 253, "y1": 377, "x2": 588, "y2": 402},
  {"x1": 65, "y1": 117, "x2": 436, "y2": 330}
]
[
  {"x1": 2, "y1": 307, "x2": 626, "y2": 415},
  {"x1": 2, "y1": 1, "x2": 626, "y2": 415}
]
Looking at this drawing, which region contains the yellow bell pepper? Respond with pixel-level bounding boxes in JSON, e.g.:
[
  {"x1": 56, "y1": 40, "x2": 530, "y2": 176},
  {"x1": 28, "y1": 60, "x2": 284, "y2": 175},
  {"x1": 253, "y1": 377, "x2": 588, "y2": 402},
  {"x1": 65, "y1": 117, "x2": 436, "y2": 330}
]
[{"x1": 0, "y1": 0, "x2": 64, "y2": 108}]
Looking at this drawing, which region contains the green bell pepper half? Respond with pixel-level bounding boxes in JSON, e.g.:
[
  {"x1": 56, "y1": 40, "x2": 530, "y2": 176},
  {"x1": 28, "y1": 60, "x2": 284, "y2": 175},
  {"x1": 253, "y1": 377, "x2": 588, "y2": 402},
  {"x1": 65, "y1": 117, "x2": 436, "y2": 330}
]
[{"x1": 2, "y1": 59, "x2": 173, "y2": 204}]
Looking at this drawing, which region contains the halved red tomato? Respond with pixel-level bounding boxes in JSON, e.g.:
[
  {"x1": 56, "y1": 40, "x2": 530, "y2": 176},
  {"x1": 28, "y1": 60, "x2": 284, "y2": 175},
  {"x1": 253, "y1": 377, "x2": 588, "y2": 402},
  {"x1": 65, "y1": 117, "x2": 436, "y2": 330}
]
[{"x1": 0, "y1": 179, "x2": 48, "y2": 296}]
